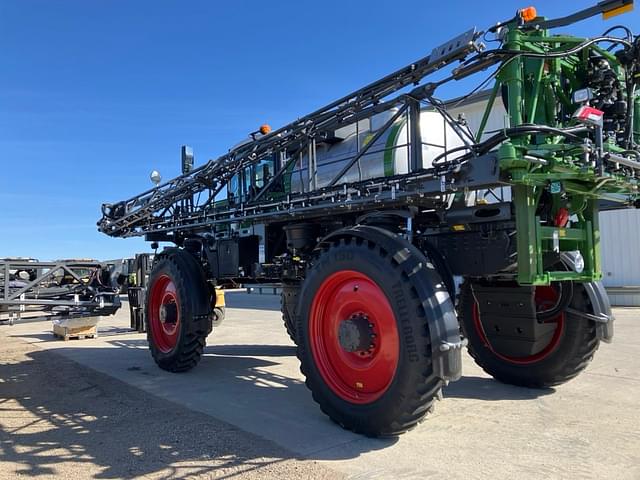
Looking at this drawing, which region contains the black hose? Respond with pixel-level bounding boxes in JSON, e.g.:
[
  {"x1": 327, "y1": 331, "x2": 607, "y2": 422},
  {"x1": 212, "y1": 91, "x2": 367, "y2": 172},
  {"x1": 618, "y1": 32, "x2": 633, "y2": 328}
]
[
  {"x1": 621, "y1": 150, "x2": 640, "y2": 159},
  {"x1": 502, "y1": 125, "x2": 585, "y2": 142},
  {"x1": 466, "y1": 36, "x2": 633, "y2": 67},
  {"x1": 537, "y1": 281, "x2": 574, "y2": 322},
  {"x1": 602, "y1": 25, "x2": 633, "y2": 43},
  {"x1": 431, "y1": 124, "x2": 586, "y2": 167}
]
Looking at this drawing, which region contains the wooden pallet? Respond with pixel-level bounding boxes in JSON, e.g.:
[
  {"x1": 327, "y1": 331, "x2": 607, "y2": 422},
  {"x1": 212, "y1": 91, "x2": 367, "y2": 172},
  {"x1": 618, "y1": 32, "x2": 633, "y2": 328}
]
[{"x1": 53, "y1": 323, "x2": 98, "y2": 341}]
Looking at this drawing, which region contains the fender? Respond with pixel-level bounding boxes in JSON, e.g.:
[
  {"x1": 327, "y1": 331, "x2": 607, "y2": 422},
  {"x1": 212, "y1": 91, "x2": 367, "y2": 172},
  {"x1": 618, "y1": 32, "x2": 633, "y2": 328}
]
[
  {"x1": 420, "y1": 241, "x2": 456, "y2": 300},
  {"x1": 579, "y1": 282, "x2": 614, "y2": 342},
  {"x1": 320, "y1": 225, "x2": 463, "y2": 382},
  {"x1": 561, "y1": 252, "x2": 613, "y2": 342}
]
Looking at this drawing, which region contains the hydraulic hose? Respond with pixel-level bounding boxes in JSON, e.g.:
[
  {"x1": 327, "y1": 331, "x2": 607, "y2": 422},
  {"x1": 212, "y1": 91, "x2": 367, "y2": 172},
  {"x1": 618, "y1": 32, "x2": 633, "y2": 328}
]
[
  {"x1": 537, "y1": 281, "x2": 574, "y2": 322},
  {"x1": 431, "y1": 125, "x2": 587, "y2": 167}
]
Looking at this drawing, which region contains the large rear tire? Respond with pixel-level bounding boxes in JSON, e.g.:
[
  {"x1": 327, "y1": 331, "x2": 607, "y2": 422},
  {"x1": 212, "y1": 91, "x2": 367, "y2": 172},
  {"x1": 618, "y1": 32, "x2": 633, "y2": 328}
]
[
  {"x1": 458, "y1": 280, "x2": 599, "y2": 388},
  {"x1": 297, "y1": 234, "x2": 455, "y2": 436},
  {"x1": 146, "y1": 250, "x2": 212, "y2": 372}
]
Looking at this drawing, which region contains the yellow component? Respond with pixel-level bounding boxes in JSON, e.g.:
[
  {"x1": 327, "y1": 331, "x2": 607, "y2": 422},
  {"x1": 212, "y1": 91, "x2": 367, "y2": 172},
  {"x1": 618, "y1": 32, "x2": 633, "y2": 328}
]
[
  {"x1": 355, "y1": 382, "x2": 364, "y2": 389},
  {"x1": 215, "y1": 288, "x2": 226, "y2": 307},
  {"x1": 603, "y1": 2, "x2": 633, "y2": 19},
  {"x1": 519, "y1": 6, "x2": 537, "y2": 22},
  {"x1": 559, "y1": 229, "x2": 566, "y2": 238},
  {"x1": 452, "y1": 224, "x2": 466, "y2": 231},
  {"x1": 259, "y1": 124, "x2": 272, "y2": 135},
  {"x1": 476, "y1": 198, "x2": 489, "y2": 205}
]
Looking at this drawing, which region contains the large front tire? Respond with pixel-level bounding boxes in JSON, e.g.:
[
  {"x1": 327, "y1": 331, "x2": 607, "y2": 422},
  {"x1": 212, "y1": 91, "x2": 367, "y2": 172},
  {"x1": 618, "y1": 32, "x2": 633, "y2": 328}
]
[
  {"x1": 458, "y1": 281, "x2": 599, "y2": 388},
  {"x1": 297, "y1": 234, "x2": 455, "y2": 436},
  {"x1": 146, "y1": 250, "x2": 212, "y2": 372}
]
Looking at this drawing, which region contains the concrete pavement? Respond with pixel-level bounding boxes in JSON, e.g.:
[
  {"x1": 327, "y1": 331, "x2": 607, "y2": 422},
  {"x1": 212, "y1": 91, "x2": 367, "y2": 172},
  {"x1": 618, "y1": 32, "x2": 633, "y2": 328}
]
[
  {"x1": 1, "y1": 292, "x2": 639, "y2": 479},
  {"x1": 0, "y1": 335, "x2": 339, "y2": 479}
]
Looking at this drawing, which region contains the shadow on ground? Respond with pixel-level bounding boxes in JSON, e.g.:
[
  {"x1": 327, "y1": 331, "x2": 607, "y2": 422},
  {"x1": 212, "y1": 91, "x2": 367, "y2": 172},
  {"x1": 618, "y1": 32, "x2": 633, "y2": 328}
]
[
  {"x1": 0, "y1": 334, "x2": 554, "y2": 477},
  {"x1": 0, "y1": 346, "x2": 355, "y2": 479},
  {"x1": 12, "y1": 325, "x2": 134, "y2": 343},
  {"x1": 208, "y1": 344, "x2": 297, "y2": 357},
  {"x1": 109, "y1": 340, "x2": 554, "y2": 402},
  {"x1": 224, "y1": 293, "x2": 281, "y2": 311},
  {"x1": 0, "y1": 341, "x2": 396, "y2": 478},
  {"x1": 444, "y1": 375, "x2": 554, "y2": 401}
]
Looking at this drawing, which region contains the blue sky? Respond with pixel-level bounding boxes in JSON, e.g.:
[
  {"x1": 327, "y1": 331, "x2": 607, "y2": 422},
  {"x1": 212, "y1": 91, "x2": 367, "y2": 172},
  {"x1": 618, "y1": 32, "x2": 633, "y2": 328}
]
[{"x1": 1, "y1": 1, "x2": 635, "y2": 260}]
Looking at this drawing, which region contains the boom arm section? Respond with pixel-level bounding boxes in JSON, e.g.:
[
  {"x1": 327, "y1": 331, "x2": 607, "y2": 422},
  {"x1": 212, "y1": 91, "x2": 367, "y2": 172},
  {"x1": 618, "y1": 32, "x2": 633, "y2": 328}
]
[
  {"x1": 99, "y1": 29, "x2": 482, "y2": 238},
  {"x1": 99, "y1": 2, "x2": 640, "y2": 286}
]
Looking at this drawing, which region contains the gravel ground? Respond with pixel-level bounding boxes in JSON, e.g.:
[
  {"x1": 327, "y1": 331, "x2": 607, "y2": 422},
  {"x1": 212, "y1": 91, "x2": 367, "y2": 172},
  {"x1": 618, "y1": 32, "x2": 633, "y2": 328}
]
[{"x1": 0, "y1": 336, "x2": 341, "y2": 480}]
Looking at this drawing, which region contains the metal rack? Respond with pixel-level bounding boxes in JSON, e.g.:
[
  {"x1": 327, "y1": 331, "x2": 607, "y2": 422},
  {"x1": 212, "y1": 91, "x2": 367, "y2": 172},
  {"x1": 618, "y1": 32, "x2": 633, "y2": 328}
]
[
  {"x1": 0, "y1": 260, "x2": 121, "y2": 324},
  {"x1": 98, "y1": 29, "x2": 485, "y2": 239}
]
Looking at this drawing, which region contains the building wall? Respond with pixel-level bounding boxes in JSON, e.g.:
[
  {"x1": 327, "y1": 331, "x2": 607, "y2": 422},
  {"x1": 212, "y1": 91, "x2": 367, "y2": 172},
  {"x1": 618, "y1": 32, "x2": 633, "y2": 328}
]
[{"x1": 599, "y1": 209, "x2": 640, "y2": 306}]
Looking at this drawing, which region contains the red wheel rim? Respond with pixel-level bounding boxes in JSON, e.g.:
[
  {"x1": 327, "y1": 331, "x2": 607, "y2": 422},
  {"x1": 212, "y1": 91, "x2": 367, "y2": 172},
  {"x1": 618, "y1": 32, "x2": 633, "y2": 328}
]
[
  {"x1": 472, "y1": 286, "x2": 565, "y2": 365},
  {"x1": 149, "y1": 274, "x2": 181, "y2": 353},
  {"x1": 309, "y1": 270, "x2": 399, "y2": 404}
]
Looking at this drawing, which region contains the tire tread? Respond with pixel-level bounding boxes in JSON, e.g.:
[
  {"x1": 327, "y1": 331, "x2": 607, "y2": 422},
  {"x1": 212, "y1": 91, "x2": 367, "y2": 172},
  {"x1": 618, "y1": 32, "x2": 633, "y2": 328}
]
[
  {"x1": 297, "y1": 237, "x2": 447, "y2": 436},
  {"x1": 459, "y1": 281, "x2": 599, "y2": 388},
  {"x1": 147, "y1": 253, "x2": 211, "y2": 373}
]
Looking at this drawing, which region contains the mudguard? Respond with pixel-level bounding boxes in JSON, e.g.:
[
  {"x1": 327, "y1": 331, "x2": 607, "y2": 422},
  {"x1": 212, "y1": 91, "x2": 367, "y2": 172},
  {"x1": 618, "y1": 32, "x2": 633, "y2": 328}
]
[
  {"x1": 320, "y1": 225, "x2": 463, "y2": 382},
  {"x1": 581, "y1": 282, "x2": 614, "y2": 342}
]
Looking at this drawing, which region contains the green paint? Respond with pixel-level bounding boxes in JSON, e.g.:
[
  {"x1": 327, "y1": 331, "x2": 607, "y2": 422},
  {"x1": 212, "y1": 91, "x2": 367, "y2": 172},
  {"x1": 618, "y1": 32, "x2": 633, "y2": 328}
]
[
  {"x1": 476, "y1": 81, "x2": 499, "y2": 142},
  {"x1": 283, "y1": 158, "x2": 296, "y2": 194},
  {"x1": 384, "y1": 120, "x2": 405, "y2": 176},
  {"x1": 495, "y1": 18, "x2": 637, "y2": 285}
]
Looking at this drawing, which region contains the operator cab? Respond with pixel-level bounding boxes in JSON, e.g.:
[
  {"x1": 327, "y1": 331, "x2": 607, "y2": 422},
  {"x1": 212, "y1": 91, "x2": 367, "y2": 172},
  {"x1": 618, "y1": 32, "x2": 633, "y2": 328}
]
[
  {"x1": 227, "y1": 157, "x2": 276, "y2": 205},
  {"x1": 227, "y1": 126, "x2": 278, "y2": 205}
]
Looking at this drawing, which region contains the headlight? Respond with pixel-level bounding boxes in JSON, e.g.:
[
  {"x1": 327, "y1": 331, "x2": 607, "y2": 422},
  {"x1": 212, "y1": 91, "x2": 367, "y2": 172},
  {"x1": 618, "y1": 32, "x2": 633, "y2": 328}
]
[
  {"x1": 573, "y1": 251, "x2": 585, "y2": 273},
  {"x1": 560, "y1": 250, "x2": 584, "y2": 273}
]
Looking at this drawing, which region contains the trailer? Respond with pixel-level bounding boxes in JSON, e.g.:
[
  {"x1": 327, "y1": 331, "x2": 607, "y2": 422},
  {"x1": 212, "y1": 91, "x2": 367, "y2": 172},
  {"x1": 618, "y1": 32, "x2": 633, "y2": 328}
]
[{"x1": 99, "y1": 1, "x2": 640, "y2": 436}]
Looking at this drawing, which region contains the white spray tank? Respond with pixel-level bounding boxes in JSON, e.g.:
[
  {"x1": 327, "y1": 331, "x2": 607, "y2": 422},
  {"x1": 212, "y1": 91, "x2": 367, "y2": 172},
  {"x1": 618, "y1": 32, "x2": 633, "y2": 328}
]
[{"x1": 288, "y1": 108, "x2": 471, "y2": 193}]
